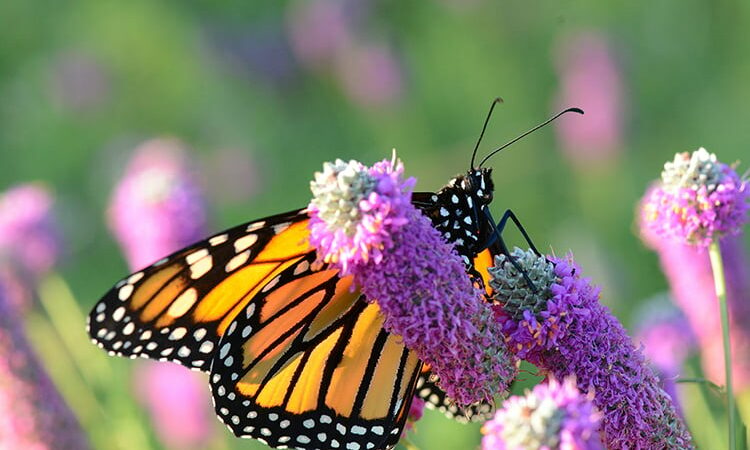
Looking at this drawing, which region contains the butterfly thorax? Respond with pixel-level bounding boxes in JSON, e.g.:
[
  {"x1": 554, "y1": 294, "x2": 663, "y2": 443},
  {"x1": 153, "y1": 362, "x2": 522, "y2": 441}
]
[{"x1": 423, "y1": 168, "x2": 495, "y2": 266}]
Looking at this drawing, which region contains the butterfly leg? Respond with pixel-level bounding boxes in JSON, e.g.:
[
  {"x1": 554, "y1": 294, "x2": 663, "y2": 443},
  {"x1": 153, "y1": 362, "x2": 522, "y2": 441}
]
[
  {"x1": 482, "y1": 208, "x2": 539, "y2": 293},
  {"x1": 494, "y1": 209, "x2": 541, "y2": 256}
]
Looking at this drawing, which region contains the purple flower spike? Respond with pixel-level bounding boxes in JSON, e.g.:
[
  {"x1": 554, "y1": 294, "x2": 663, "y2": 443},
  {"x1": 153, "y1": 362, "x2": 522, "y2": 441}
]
[
  {"x1": 357, "y1": 208, "x2": 515, "y2": 406},
  {"x1": 308, "y1": 157, "x2": 514, "y2": 405},
  {"x1": 0, "y1": 184, "x2": 62, "y2": 312},
  {"x1": 482, "y1": 377, "x2": 603, "y2": 450},
  {"x1": 108, "y1": 139, "x2": 207, "y2": 270},
  {"x1": 489, "y1": 249, "x2": 693, "y2": 449},
  {"x1": 0, "y1": 284, "x2": 89, "y2": 449},
  {"x1": 308, "y1": 157, "x2": 415, "y2": 276},
  {"x1": 0, "y1": 183, "x2": 61, "y2": 277},
  {"x1": 641, "y1": 148, "x2": 749, "y2": 247}
]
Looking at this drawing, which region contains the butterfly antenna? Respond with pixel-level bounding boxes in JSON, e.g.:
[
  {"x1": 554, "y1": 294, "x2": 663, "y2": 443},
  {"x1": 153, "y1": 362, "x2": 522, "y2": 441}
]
[
  {"x1": 470, "y1": 97, "x2": 504, "y2": 170},
  {"x1": 478, "y1": 107, "x2": 584, "y2": 167}
]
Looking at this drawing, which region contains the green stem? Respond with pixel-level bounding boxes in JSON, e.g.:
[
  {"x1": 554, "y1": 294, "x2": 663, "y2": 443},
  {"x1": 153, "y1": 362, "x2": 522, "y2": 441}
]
[
  {"x1": 676, "y1": 377, "x2": 724, "y2": 394},
  {"x1": 709, "y1": 240, "x2": 737, "y2": 450}
]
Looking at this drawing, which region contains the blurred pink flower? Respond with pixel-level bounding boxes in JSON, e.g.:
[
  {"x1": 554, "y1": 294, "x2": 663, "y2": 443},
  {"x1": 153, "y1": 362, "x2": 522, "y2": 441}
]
[
  {"x1": 634, "y1": 298, "x2": 696, "y2": 374},
  {"x1": 0, "y1": 184, "x2": 61, "y2": 312},
  {"x1": 334, "y1": 41, "x2": 404, "y2": 109},
  {"x1": 134, "y1": 362, "x2": 213, "y2": 450},
  {"x1": 0, "y1": 284, "x2": 89, "y2": 449},
  {"x1": 640, "y1": 214, "x2": 750, "y2": 390},
  {"x1": 634, "y1": 297, "x2": 696, "y2": 418},
  {"x1": 286, "y1": 0, "x2": 353, "y2": 70},
  {"x1": 0, "y1": 184, "x2": 61, "y2": 276},
  {"x1": 108, "y1": 138, "x2": 215, "y2": 448},
  {"x1": 554, "y1": 31, "x2": 625, "y2": 167},
  {"x1": 108, "y1": 138, "x2": 207, "y2": 270},
  {"x1": 286, "y1": 0, "x2": 404, "y2": 108}
]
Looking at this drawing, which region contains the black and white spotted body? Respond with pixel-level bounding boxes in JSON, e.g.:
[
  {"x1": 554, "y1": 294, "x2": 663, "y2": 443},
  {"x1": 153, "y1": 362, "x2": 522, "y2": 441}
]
[{"x1": 417, "y1": 168, "x2": 496, "y2": 268}]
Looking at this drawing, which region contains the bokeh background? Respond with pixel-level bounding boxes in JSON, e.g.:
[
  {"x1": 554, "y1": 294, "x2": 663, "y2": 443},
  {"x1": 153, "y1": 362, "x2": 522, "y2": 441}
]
[{"x1": 1, "y1": 0, "x2": 749, "y2": 448}]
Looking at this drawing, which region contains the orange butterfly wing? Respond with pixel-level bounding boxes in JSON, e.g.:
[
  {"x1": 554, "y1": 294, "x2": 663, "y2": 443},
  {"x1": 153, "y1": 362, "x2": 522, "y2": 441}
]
[
  {"x1": 210, "y1": 254, "x2": 421, "y2": 449},
  {"x1": 87, "y1": 208, "x2": 312, "y2": 371}
]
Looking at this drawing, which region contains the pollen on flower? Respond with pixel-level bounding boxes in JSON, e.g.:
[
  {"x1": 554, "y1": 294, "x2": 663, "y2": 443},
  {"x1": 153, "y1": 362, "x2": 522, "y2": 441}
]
[{"x1": 309, "y1": 159, "x2": 375, "y2": 237}]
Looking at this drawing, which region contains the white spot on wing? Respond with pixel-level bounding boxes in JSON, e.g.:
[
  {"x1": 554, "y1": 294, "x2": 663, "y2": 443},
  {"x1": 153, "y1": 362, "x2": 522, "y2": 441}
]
[
  {"x1": 226, "y1": 251, "x2": 250, "y2": 272},
  {"x1": 128, "y1": 272, "x2": 144, "y2": 284},
  {"x1": 118, "y1": 285, "x2": 134, "y2": 301},
  {"x1": 209, "y1": 234, "x2": 228, "y2": 246},
  {"x1": 112, "y1": 306, "x2": 126, "y2": 322},
  {"x1": 234, "y1": 234, "x2": 258, "y2": 253},
  {"x1": 246, "y1": 221, "x2": 266, "y2": 232},
  {"x1": 186, "y1": 249, "x2": 209, "y2": 265},
  {"x1": 190, "y1": 256, "x2": 213, "y2": 279}
]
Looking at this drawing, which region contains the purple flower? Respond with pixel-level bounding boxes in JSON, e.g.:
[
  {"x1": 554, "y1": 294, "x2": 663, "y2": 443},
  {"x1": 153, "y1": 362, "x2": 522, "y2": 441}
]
[
  {"x1": 633, "y1": 297, "x2": 696, "y2": 418},
  {"x1": 481, "y1": 377, "x2": 603, "y2": 450},
  {"x1": 358, "y1": 209, "x2": 515, "y2": 405},
  {"x1": 0, "y1": 183, "x2": 61, "y2": 277},
  {"x1": 108, "y1": 139, "x2": 215, "y2": 448},
  {"x1": 489, "y1": 249, "x2": 693, "y2": 449},
  {"x1": 334, "y1": 41, "x2": 405, "y2": 109},
  {"x1": 134, "y1": 362, "x2": 214, "y2": 449},
  {"x1": 403, "y1": 396, "x2": 426, "y2": 436},
  {"x1": 640, "y1": 148, "x2": 749, "y2": 247},
  {"x1": 634, "y1": 297, "x2": 696, "y2": 376},
  {"x1": 308, "y1": 157, "x2": 415, "y2": 276},
  {"x1": 554, "y1": 31, "x2": 625, "y2": 167},
  {"x1": 0, "y1": 184, "x2": 62, "y2": 312},
  {"x1": 308, "y1": 157, "x2": 515, "y2": 405},
  {"x1": 0, "y1": 283, "x2": 89, "y2": 449},
  {"x1": 286, "y1": 0, "x2": 353, "y2": 70},
  {"x1": 108, "y1": 138, "x2": 207, "y2": 270}
]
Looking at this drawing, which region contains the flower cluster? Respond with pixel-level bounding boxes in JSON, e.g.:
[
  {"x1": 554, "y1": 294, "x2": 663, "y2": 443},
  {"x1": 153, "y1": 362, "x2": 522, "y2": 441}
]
[
  {"x1": 489, "y1": 249, "x2": 693, "y2": 449},
  {"x1": 640, "y1": 147, "x2": 748, "y2": 247},
  {"x1": 308, "y1": 157, "x2": 414, "y2": 275},
  {"x1": 308, "y1": 157, "x2": 515, "y2": 406},
  {"x1": 481, "y1": 377, "x2": 602, "y2": 450}
]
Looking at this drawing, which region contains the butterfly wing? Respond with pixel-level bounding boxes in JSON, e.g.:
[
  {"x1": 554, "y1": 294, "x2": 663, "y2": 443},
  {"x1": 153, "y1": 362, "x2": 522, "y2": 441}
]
[
  {"x1": 210, "y1": 253, "x2": 421, "y2": 450},
  {"x1": 87, "y1": 208, "x2": 312, "y2": 371}
]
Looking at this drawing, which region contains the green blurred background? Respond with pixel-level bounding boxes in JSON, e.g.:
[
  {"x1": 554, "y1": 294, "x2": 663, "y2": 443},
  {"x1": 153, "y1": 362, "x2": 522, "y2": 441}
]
[{"x1": 2, "y1": 0, "x2": 749, "y2": 448}]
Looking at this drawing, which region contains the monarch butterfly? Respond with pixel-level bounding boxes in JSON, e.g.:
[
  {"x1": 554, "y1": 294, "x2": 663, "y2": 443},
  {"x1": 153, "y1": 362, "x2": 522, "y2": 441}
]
[{"x1": 88, "y1": 102, "x2": 582, "y2": 450}]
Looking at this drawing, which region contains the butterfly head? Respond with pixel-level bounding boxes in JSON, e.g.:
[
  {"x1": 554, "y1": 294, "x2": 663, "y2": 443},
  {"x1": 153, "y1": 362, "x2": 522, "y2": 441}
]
[{"x1": 465, "y1": 167, "x2": 494, "y2": 206}]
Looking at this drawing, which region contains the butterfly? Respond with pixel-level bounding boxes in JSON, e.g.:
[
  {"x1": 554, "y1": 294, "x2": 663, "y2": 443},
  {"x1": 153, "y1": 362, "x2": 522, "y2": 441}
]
[{"x1": 87, "y1": 102, "x2": 582, "y2": 450}]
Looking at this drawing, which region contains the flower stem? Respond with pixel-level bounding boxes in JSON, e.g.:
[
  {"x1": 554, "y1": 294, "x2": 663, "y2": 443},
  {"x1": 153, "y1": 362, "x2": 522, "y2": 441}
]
[{"x1": 709, "y1": 240, "x2": 737, "y2": 450}]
